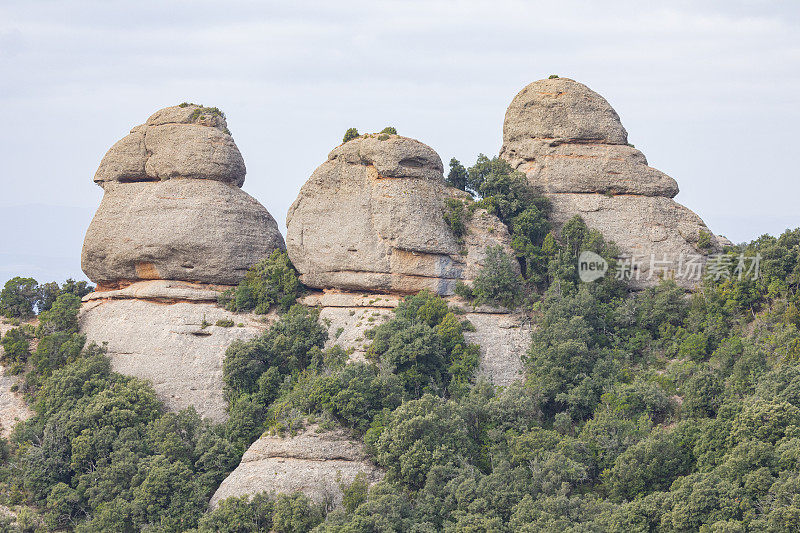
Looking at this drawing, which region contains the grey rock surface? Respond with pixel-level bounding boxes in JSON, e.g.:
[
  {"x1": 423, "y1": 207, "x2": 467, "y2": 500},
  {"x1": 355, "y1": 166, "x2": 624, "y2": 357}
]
[
  {"x1": 79, "y1": 288, "x2": 272, "y2": 423},
  {"x1": 463, "y1": 312, "x2": 530, "y2": 387},
  {"x1": 503, "y1": 141, "x2": 679, "y2": 197},
  {"x1": 209, "y1": 425, "x2": 382, "y2": 509},
  {"x1": 500, "y1": 77, "x2": 719, "y2": 287},
  {"x1": 95, "y1": 105, "x2": 245, "y2": 187},
  {"x1": 0, "y1": 321, "x2": 32, "y2": 437},
  {"x1": 548, "y1": 193, "x2": 716, "y2": 289},
  {"x1": 82, "y1": 179, "x2": 285, "y2": 286},
  {"x1": 503, "y1": 77, "x2": 628, "y2": 145},
  {"x1": 286, "y1": 135, "x2": 516, "y2": 295}
]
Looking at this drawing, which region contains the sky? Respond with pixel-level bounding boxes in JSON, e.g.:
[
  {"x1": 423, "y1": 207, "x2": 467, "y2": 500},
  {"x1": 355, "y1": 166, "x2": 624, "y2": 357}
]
[{"x1": 1, "y1": 0, "x2": 798, "y2": 284}]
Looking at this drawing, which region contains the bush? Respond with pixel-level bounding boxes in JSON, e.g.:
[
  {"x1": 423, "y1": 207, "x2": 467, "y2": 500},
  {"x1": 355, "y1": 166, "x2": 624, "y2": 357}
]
[
  {"x1": 0, "y1": 277, "x2": 93, "y2": 318},
  {"x1": 470, "y1": 246, "x2": 524, "y2": 308},
  {"x1": 442, "y1": 198, "x2": 471, "y2": 243},
  {"x1": 379, "y1": 126, "x2": 397, "y2": 135},
  {"x1": 218, "y1": 251, "x2": 302, "y2": 314},
  {"x1": 1, "y1": 327, "x2": 30, "y2": 369},
  {"x1": 0, "y1": 277, "x2": 39, "y2": 318},
  {"x1": 446, "y1": 158, "x2": 468, "y2": 191},
  {"x1": 342, "y1": 128, "x2": 360, "y2": 143},
  {"x1": 366, "y1": 291, "x2": 479, "y2": 398}
]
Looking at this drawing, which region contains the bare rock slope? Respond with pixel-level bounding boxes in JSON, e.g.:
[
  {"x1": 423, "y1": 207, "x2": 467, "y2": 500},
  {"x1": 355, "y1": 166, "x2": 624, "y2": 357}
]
[
  {"x1": 500, "y1": 77, "x2": 719, "y2": 287},
  {"x1": 0, "y1": 321, "x2": 32, "y2": 437},
  {"x1": 79, "y1": 282, "x2": 271, "y2": 422},
  {"x1": 286, "y1": 135, "x2": 516, "y2": 296},
  {"x1": 210, "y1": 425, "x2": 382, "y2": 510}
]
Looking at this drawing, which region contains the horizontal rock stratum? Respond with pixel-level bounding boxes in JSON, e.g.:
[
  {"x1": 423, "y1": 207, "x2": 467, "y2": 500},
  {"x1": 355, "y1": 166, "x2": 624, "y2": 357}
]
[
  {"x1": 286, "y1": 134, "x2": 517, "y2": 295},
  {"x1": 500, "y1": 77, "x2": 720, "y2": 287}
]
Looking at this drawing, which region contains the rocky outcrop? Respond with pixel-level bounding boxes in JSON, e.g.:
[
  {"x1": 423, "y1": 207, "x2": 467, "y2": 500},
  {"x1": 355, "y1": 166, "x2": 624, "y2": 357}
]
[
  {"x1": 209, "y1": 425, "x2": 382, "y2": 509},
  {"x1": 83, "y1": 104, "x2": 284, "y2": 288},
  {"x1": 80, "y1": 106, "x2": 285, "y2": 421},
  {"x1": 94, "y1": 104, "x2": 244, "y2": 187},
  {"x1": 82, "y1": 180, "x2": 283, "y2": 287},
  {"x1": 286, "y1": 135, "x2": 516, "y2": 296},
  {"x1": 79, "y1": 282, "x2": 272, "y2": 422},
  {"x1": 500, "y1": 78, "x2": 719, "y2": 287}
]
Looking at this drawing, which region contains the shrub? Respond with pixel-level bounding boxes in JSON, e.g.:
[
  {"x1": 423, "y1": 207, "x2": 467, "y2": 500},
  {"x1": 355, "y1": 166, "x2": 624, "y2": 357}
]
[
  {"x1": 697, "y1": 230, "x2": 714, "y2": 251},
  {"x1": 549, "y1": 74, "x2": 559, "y2": 79},
  {"x1": 342, "y1": 128, "x2": 360, "y2": 143},
  {"x1": 215, "y1": 318, "x2": 235, "y2": 328},
  {"x1": 218, "y1": 250, "x2": 302, "y2": 314},
  {"x1": 1, "y1": 327, "x2": 30, "y2": 372},
  {"x1": 379, "y1": 126, "x2": 397, "y2": 135},
  {"x1": 446, "y1": 158, "x2": 468, "y2": 191},
  {"x1": 223, "y1": 305, "x2": 328, "y2": 406},
  {"x1": 471, "y1": 246, "x2": 524, "y2": 308},
  {"x1": 366, "y1": 291, "x2": 479, "y2": 398},
  {"x1": 442, "y1": 198, "x2": 471, "y2": 243}
]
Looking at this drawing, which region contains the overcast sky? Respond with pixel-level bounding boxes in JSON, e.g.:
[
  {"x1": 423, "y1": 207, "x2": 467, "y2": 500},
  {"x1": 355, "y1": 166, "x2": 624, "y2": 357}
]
[{"x1": 1, "y1": 0, "x2": 798, "y2": 284}]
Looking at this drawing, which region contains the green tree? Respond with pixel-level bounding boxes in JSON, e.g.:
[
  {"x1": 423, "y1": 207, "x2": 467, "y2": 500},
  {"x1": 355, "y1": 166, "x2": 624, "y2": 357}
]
[
  {"x1": 446, "y1": 158, "x2": 468, "y2": 191},
  {"x1": 0, "y1": 276, "x2": 39, "y2": 318},
  {"x1": 218, "y1": 251, "x2": 302, "y2": 314},
  {"x1": 342, "y1": 128, "x2": 360, "y2": 143}
]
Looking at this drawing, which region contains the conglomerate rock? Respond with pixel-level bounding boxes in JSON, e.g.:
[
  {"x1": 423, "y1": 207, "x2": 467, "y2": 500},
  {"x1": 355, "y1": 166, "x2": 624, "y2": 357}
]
[
  {"x1": 94, "y1": 104, "x2": 244, "y2": 187},
  {"x1": 82, "y1": 104, "x2": 284, "y2": 288},
  {"x1": 82, "y1": 179, "x2": 283, "y2": 287},
  {"x1": 286, "y1": 134, "x2": 516, "y2": 295},
  {"x1": 79, "y1": 106, "x2": 284, "y2": 422},
  {"x1": 209, "y1": 425, "x2": 382, "y2": 509},
  {"x1": 500, "y1": 77, "x2": 719, "y2": 287},
  {"x1": 79, "y1": 282, "x2": 273, "y2": 423}
]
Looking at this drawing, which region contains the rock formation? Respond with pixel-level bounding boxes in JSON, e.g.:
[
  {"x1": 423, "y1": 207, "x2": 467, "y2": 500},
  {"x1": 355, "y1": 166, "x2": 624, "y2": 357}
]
[
  {"x1": 80, "y1": 283, "x2": 272, "y2": 422},
  {"x1": 210, "y1": 425, "x2": 382, "y2": 509},
  {"x1": 500, "y1": 77, "x2": 719, "y2": 287},
  {"x1": 286, "y1": 134, "x2": 517, "y2": 296},
  {"x1": 79, "y1": 106, "x2": 285, "y2": 421},
  {"x1": 83, "y1": 104, "x2": 284, "y2": 288}
]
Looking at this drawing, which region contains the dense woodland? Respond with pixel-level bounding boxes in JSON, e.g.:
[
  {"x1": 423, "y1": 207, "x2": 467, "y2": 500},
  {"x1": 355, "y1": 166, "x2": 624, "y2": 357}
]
[{"x1": 1, "y1": 157, "x2": 800, "y2": 531}]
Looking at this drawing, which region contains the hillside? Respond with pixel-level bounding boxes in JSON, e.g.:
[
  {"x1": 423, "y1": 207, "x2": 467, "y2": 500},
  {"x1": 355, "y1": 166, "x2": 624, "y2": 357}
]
[{"x1": 0, "y1": 78, "x2": 798, "y2": 532}]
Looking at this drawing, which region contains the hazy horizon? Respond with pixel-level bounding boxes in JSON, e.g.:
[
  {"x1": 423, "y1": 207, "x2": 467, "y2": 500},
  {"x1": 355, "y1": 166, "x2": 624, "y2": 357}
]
[{"x1": 2, "y1": 0, "x2": 799, "y2": 284}]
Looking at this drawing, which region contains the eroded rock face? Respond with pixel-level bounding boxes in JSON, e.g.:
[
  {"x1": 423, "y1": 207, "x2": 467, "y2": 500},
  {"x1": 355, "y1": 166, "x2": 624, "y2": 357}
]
[
  {"x1": 79, "y1": 281, "x2": 272, "y2": 423},
  {"x1": 94, "y1": 104, "x2": 245, "y2": 187},
  {"x1": 82, "y1": 180, "x2": 283, "y2": 287},
  {"x1": 500, "y1": 78, "x2": 718, "y2": 287},
  {"x1": 0, "y1": 321, "x2": 32, "y2": 437},
  {"x1": 286, "y1": 135, "x2": 516, "y2": 295},
  {"x1": 209, "y1": 425, "x2": 382, "y2": 509},
  {"x1": 79, "y1": 106, "x2": 285, "y2": 421},
  {"x1": 83, "y1": 104, "x2": 285, "y2": 288}
]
